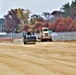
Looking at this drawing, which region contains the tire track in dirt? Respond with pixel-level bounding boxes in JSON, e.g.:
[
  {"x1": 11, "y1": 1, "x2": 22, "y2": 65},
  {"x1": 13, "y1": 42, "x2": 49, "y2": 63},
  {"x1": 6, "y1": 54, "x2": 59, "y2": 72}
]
[
  {"x1": 0, "y1": 42, "x2": 76, "y2": 75},
  {"x1": 0, "y1": 55, "x2": 55, "y2": 75},
  {"x1": 0, "y1": 50, "x2": 76, "y2": 75}
]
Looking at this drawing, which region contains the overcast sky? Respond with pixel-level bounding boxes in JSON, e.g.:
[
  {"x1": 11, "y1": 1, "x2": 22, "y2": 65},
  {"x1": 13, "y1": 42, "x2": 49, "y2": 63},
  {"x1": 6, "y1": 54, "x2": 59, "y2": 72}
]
[{"x1": 0, "y1": 0, "x2": 72, "y2": 18}]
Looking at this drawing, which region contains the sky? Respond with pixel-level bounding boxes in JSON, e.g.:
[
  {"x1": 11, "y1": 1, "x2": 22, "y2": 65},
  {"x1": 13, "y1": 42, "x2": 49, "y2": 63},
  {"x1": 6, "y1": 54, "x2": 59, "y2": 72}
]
[{"x1": 0, "y1": 0, "x2": 72, "y2": 18}]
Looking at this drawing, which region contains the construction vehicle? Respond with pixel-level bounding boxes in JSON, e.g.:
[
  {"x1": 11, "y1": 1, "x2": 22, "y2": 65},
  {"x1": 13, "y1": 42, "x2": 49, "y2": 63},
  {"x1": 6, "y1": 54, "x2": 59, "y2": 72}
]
[
  {"x1": 23, "y1": 31, "x2": 36, "y2": 44},
  {"x1": 38, "y1": 27, "x2": 52, "y2": 41}
]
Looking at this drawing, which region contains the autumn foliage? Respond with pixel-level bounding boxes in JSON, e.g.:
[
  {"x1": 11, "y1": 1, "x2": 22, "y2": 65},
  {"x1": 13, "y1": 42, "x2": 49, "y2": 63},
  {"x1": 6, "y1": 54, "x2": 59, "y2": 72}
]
[
  {"x1": 21, "y1": 24, "x2": 29, "y2": 32},
  {"x1": 34, "y1": 17, "x2": 76, "y2": 32}
]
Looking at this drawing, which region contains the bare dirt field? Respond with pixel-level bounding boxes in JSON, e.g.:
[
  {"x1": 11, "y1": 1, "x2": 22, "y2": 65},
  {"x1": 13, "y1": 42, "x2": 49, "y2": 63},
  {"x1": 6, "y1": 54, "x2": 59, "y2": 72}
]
[{"x1": 0, "y1": 41, "x2": 76, "y2": 75}]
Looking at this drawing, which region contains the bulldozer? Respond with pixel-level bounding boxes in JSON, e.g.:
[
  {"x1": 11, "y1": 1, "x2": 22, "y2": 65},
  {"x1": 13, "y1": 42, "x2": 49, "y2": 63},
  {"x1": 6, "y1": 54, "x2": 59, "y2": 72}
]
[{"x1": 23, "y1": 31, "x2": 36, "y2": 44}]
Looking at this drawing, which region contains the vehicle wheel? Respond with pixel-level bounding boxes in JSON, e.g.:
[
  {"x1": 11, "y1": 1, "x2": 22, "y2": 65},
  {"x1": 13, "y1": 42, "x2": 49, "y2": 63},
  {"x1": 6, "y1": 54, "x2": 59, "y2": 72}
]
[
  {"x1": 41, "y1": 39, "x2": 44, "y2": 42},
  {"x1": 24, "y1": 42, "x2": 27, "y2": 44},
  {"x1": 23, "y1": 38, "x2": 27, "y2": 44},
  {"x1": 49, "y1": 38, "x2": 52, "y2": 41}
]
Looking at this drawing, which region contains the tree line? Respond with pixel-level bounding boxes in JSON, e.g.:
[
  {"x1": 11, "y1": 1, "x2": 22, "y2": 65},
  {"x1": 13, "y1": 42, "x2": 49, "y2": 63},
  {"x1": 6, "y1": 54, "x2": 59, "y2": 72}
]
[{"x1": 3, "y1": 0, "x2": 76, "y2": 33}]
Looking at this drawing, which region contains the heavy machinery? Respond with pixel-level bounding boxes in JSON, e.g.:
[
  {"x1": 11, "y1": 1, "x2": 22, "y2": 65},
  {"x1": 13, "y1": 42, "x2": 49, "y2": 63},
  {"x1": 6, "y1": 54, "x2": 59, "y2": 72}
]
[
  {"x1": 38, "y1": 27, "x2": 52, "y2": 41},
  {"x1": 23, "y1": 31, "x2": 36, "y2": 44}
]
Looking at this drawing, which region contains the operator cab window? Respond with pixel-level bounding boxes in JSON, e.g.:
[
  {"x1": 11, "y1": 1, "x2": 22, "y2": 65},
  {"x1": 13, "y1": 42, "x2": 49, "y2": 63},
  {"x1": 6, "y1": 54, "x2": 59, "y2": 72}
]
[{"x1": 27, "y1": 32, "x2": 31, "y2": 35}]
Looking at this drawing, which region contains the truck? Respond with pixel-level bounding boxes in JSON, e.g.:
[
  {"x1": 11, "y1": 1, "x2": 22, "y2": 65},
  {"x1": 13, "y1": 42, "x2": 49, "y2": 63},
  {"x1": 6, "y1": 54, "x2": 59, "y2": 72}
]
[
  {"x1": 23, "y1": 31, "x2": 36, "y2": 44},
  {"x1": 38, "y1": 27, "x2": 52, "y2": 41}
]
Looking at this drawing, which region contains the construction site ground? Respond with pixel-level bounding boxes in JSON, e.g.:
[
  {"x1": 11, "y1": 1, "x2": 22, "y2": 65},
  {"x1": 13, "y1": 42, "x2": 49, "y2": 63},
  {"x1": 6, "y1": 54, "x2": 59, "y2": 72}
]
[{"x1": 0, "y1": 40, "x2": 76, "y2": 75}]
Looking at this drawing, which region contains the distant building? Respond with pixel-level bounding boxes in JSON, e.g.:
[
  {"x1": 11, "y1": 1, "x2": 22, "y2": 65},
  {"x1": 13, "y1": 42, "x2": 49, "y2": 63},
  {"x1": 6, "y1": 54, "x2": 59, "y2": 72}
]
[{"x1": 0, "y1": 18, "x2": 6, "y2": 32}]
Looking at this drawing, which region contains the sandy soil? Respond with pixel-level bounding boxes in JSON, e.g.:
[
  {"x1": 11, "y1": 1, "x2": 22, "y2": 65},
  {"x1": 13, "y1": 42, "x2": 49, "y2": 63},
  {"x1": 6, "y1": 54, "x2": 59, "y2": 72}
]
[{"x1": 0, "y1": 42, "x2": 76, "y2": 75}]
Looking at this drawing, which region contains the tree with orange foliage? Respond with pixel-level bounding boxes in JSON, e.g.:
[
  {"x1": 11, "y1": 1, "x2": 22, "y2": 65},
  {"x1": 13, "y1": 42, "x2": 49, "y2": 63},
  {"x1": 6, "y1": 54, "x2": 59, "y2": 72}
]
[
  {"x1": 73, "y1": 24, "x2": 76, "y2": 30},
  {"x1": 65, "y1": 17, "x2": 73, "y2": 26},
  {"x1": 48, "y1": 23, "x2": 54, "y2": 31},
  {"x1": 67, "y1": 20, "x2": 76, "y2": 31},
  {"x1": 21, "y1": 24, "x2": 29, "y2": 32},
  {"x1": 56, "y1": 21, "x2": 68, "y2": 32},
  {"x1": 52, "y1": 17, "x2": 76, "y2": 32},
  {"x1": 34, "y1": 22, "x2": 43, "y2": 32}
]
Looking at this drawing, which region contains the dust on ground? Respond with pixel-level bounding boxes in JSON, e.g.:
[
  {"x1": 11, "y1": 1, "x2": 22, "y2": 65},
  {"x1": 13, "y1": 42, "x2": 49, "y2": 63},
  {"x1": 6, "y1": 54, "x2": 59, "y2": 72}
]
[{"x1": 0, "y1": 41, "x2": 76, "y2": 75}]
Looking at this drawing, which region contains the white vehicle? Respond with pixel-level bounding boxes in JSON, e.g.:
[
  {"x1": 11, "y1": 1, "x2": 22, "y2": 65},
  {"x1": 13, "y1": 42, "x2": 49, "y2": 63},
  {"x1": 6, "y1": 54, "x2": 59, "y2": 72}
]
[{"x1": 38, "y1": 27, "x2": 52, "y2": 41}]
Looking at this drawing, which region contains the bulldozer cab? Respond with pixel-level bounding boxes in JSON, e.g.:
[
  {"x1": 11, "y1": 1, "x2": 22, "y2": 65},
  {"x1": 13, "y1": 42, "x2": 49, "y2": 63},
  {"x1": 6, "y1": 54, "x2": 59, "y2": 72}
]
[{"x1": 27, "y1": 32, "x2": 31, "y2": 35}]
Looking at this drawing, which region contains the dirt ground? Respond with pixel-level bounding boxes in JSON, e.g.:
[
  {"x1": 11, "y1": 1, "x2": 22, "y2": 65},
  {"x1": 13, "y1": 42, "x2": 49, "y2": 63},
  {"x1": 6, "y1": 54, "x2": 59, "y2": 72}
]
[{"x1": 0, "y1": 41, "x2": 76, "y2": 75}]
